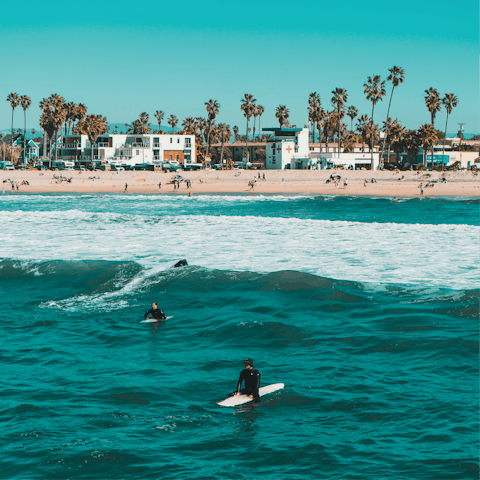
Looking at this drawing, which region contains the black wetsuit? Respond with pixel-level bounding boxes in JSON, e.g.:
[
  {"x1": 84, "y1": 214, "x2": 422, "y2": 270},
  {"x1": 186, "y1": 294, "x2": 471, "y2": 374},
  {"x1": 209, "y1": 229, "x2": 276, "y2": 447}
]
[
  {"x1": 144, "y1": 308, "x2": 166, "y2": 320},
  {"x1": 231, "y1": 368, "x2": 261, "y2": 399}
]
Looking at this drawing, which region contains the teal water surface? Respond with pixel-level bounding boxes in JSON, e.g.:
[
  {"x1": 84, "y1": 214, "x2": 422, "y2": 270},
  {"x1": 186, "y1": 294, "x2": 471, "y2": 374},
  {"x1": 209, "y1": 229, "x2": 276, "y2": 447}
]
[{"x1": 1, "y1": 194, "x2": 479, "y2": 479}]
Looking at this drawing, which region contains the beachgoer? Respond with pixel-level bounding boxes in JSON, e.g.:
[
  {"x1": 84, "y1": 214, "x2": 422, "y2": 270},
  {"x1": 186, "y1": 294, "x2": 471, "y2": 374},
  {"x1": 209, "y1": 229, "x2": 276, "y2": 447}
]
[
  {"x1": 144, "y1": 302, "x2": 166, "y2": 321},
  {"x1": 124, "y1": 183, "x2": 128, "y2": 193},
  {"x1": 364, "y1": 179, "x2": 367, "y2": 187},
  {"x1": 229, "y1": 358, "x2": 261, "y2": 400},
  {"x1": 344, "y1": 179, "x2": 348, "y2": 186},
  {"x1": 11, "y1": 183, "x2": 15, "y2": 192},
  {"x1": 258, "y1": 172, "x2": 261, "y2": 179},
  {"x1": 263, "y1": 173, "x2": 266, "y2": 181},
  {"x1": 420, "y1": 184, "x2": 424, "y2": 195},
  {"x1": 158, "y1": 182, "x2": 161, "y2": 191},
  {"x1": 16, "y1": 183, "x2": 19, "y2": 192}
]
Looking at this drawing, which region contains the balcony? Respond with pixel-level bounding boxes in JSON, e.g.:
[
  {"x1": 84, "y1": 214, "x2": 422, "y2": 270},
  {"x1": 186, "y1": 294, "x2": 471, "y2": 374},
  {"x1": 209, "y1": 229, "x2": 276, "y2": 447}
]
[
  {"x1": 153, "y1": 143, "x2": 161, "y2": 148},
  {"x1": 125, "y1": 142, "x2": 150, "y2": 148},
  {"x1": 62, "y1": 142, "x2": 81, "y2": 149},
  {"x1": 153, "y1": 155, "x2": 162, "y2": 160},
  {"x1": 95, "y1": 142, "x2": 110, "y2": 148}
]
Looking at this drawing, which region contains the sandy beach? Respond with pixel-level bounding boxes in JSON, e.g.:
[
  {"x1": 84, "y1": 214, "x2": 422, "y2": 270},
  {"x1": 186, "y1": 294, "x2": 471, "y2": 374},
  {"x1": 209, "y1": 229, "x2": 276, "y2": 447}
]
[{"x1": 1, "y1": 169, "x2": 479, "y2": 197}]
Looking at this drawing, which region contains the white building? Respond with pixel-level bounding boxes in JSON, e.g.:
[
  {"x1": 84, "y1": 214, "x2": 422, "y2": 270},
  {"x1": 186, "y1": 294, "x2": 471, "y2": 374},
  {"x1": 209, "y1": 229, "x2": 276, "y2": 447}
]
[
  {"x1": 263, "y1": 127, "x2": 310, "y2": 169},
  {"x1": 311, "y1": 152, "x2": 380, "y2": 170},
  {"x1": 58, "y1": 133, "x2": 196, "y2": 167}
]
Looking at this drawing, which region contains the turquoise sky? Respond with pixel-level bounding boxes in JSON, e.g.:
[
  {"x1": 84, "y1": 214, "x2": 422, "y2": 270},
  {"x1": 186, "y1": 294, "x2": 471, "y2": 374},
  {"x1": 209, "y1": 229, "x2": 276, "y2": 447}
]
[{"x1": 1, "y1": 0, "x2": 478, "y2": 134}]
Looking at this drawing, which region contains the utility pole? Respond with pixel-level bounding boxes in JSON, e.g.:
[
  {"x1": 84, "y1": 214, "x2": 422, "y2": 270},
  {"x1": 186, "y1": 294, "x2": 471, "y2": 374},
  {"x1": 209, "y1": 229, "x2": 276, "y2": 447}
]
[{"x1": 457, "y1": 123, "x2": 465, "y2": 148}]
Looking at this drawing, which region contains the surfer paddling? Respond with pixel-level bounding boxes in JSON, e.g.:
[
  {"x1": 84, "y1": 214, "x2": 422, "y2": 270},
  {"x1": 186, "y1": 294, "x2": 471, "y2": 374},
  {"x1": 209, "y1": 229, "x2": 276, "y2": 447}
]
[
  {"x1": 144, "y1": 302, "x2": 167, "y2": 321},
  {"x1": 230, "y1": 358, "x2": 261, "y2": 400}
]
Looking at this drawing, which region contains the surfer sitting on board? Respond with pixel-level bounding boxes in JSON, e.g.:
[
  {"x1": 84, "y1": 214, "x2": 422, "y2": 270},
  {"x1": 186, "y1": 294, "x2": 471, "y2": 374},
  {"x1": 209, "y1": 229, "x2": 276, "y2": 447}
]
[
  {"x1": 144, "y1": 302, "x2": 167, "y2": 321},
  {"x1": 229, "y1": 358, "x2": 261, "y2": 400}
]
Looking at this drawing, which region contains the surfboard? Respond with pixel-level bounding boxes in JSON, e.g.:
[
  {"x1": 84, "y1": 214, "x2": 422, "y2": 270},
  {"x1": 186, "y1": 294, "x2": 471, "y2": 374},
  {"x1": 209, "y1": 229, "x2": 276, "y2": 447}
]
[
  {"x1": 217, "y1": 383, "x2": 284, "y2": 407},
  {"x1": 141, "y1": 316, "x2": 174, "y2": 323}
]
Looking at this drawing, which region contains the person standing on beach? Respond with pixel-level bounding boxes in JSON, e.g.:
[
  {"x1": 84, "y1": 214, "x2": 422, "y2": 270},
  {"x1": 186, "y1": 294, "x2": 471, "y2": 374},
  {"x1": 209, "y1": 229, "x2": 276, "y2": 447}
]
[
  {"x1": 158, "y1": 182, "x2": 161, "y2": 191},
  {"x1": 16, "y1": 183, "x2": 19, "y2": 192},
  {"x1": 229, "y1": 358, "x2": 261, "y2": 400},
  {"x1": 263, "y1": 173, "x2": 266, "y2": 181},
  {"x1": 124, "y1": 182, "x2": 128, "y2": 193},
  {"x1": 11, "y1": 182, "x2": 15, "y2": 192},
  {"x1": 420, "y1": 184, "x2": 424, "y2": 195}
]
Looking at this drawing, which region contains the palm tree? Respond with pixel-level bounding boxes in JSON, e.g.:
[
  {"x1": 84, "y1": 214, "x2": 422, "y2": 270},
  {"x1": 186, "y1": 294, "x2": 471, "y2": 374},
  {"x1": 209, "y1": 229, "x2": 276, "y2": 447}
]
[
  {"x1": 313, "y1": 106, "x2": 326, "y2": 151},
  {"x1": 256, "y1": 105, "x2": 264, "y2": 141},
  {"x1": 308, "y1": 93, "x2": 320, "y2": 142},
  {"x1": 379, "y1": 66, "x2": 405, "y2": 166},
  {"x1": 204, "y1": 99, "x2": 220, "y2": 161},
  {"x1": 331, "y1": 88, "x2": 348, "y2": 157},
  {"x1": 233, "y1": 125, "x2": 239, "y2": 142},
  {"x1": 356, "y1": 114, "x2": 370, "y2": 152},
  {"x1": 241, "y1": 94, "x2": 256, "y2": 148},
  {"x1": 402, "y1": 129, "x2": 421, "y2": 164},
  {"x1": 63, "y1": 102, "x2": 75, "y2": 136},
  {"x1": 75, "y1": 103, "x2": 87, "y2": 132},
  {"x1": 168, "y1": 114, "x2": 178, "y2": 133},
  {"x1": 6, "y1": 93, "x2": 20, "y2": 160},
  {"x1": 363, "y1": 75, "x2": 386, "y2": 169},
  {"x1": 138, "y1": 112, "x2": 151, "y2": 134},
  {"x1": 20, "y1": 95, "x2": 31, "y2": 164},
  {"x1": 154, "y1": 110, "x2": 165, "y2": 133},
  {"x1": 389, "y1": 121, "x2": 405, "y2": 164},
  {"x1": 218, "y1": 123, "x2": 232, "y2": 166},
  {"x1": 75, "y1": 114, "x2": 109, "y2": 166},
  {"x1": 182, "y1": 117, "x2": 196, "y2": 135},
  {"x1": 424, "y1": 88, "x2": 442, "y2": 126},
  {"x1": 441, "y1": 93, "x2": 459, "y2": 161},
  {"x1": 418, "y1": 123, "x2": 438, "y2": 167},
  {"x1": 347, "y1": 106, "x2": 358, "y2": 132},
  {"x1": 275, "y1": 105, "x2": 289, "y2": 127}
]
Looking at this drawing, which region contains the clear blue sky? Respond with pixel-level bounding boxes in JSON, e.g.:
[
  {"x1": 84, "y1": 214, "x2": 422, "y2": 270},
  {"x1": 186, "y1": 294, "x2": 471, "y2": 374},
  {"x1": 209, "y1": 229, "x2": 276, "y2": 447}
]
[{"x1": 1, "y1": 0, "x2": 478, "y2": 134}]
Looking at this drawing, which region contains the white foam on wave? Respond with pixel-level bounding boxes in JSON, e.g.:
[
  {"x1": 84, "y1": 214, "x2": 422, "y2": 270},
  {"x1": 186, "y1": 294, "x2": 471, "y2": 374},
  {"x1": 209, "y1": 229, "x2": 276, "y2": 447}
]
[{"x1": 1, "y1": 209, "x2": 478, "y2": 290}]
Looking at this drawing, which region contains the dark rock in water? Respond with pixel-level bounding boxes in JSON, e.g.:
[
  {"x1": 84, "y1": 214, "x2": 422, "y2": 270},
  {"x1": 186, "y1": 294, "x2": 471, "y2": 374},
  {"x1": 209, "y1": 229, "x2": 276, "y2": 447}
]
[{"x1": 172, "y1": 259, "x2": 188, "y2": 268}]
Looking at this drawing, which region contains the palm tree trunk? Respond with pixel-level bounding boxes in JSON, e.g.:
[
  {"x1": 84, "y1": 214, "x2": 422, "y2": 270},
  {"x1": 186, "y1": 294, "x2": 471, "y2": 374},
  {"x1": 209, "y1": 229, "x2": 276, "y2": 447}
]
[
  {"x1": 220, "y1": 137, "x2": 224, "y2": 165},
  {"x1": 206, "y1": 124, "x2": 212, "y2": 161},
  {"x1": 442, "y1": 113, "x2": 449, "y2": 163},
  {"x1": 54, "y1": 130, "x2": 58, "y2": 161},
  {"x1": 43, "y1": 129, "x2": 47, "y2": 165},
  {"x1": 380, "y1": 87, "x2": 395, "y2": 168},
  {"x1": 245, "y1": 117, "x2": 248, "y2": 148},
  {"x1": 91, "y1": 139, "x2": 95, "y2": 167},
  {"x1": 23, "y1": 109, "x2": 27, "y2": 165},
  {"x1": 370, "y1": 104, "x2": 375, "y2": 170},
  {"x1": 10, "y1": 108, "x2": 14, "y2": 161},
  {"x1": 49, "y1": 137, "x2": 52, "y2": 169},
  {"x1": 252, "y1": 116, "x2": 256, "y2": 142},
  {"x1": 337, "y1": 108, "x2": 341, "y2": 159}
]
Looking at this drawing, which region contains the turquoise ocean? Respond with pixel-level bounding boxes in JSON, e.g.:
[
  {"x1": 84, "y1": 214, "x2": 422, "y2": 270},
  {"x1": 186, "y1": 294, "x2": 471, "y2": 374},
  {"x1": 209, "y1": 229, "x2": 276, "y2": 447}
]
[{"x1": 1, "y1": 194, "x2": 479, "y2": 479}]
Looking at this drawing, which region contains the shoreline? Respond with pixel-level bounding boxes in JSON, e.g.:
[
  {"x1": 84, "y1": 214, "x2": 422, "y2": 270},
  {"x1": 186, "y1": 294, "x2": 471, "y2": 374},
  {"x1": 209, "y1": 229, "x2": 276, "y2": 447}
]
[{"x1": 2, "y1": 169, "x2": 479, "y2": 197}]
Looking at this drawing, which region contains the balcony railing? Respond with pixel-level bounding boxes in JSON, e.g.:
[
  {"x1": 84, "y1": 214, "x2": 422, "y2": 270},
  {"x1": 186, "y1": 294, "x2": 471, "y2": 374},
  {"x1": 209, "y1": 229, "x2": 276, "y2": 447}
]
[
  {"x1": 153, "y1": 155, "x2": 162, "y2": 160},
  {"x1": 153, "y1": 143, "x2": 161, "y2": 148},
  {"x1": 125, "y1": 142, "x2": 150, "y2": 148},
  {"x1": 62, "y1": 143, "x2": 81, "y2": 149},
  {"x1": 95, "y1": 142, "x2": 110, "y2": 148}
]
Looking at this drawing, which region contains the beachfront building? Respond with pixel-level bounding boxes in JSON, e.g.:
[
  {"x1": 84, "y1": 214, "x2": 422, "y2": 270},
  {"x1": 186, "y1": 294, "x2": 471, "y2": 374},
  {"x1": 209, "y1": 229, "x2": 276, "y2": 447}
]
[
  {"x1": 263, "y1": 127, "x2": 310, "y2": 169},
  {"x1": 309, "y1": 152, "x2": 380, "y2": 170},
  {"x1": 57, "y1": 133, "x2": 196, "y2": 168}
]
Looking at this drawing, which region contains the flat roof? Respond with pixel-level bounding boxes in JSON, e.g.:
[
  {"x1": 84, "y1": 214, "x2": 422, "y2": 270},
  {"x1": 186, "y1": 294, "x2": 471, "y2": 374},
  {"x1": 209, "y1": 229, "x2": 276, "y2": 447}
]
[{"x1": 262, "y1": 127, "x2": 302, "y2": 133}]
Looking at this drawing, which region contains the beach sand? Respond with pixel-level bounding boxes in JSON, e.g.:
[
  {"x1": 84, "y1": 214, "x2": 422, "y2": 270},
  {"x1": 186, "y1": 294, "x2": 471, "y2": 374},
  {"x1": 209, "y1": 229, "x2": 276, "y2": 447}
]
[{"x1": 1, "y1": 169, "x2": 479, "y2": 197}]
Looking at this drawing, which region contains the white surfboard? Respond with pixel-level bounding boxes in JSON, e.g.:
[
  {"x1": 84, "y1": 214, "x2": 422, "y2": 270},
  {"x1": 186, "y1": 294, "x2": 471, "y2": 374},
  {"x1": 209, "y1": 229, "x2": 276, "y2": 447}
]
[
  {"x1": 217, "y1": 383, "x2": 284, "y2": 407},
  {"x1": 141, "y1": 316, "x2": 174, "y2": 323}
]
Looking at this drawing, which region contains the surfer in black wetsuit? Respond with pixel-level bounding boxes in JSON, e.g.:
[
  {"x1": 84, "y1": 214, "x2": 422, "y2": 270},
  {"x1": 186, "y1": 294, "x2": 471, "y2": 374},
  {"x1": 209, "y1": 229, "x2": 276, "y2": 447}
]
[
  {"x1": 144, "y1": 302, "x2": 166, "y2": 321},
  {"x1": 229, "y1": 358, "x2": 261, "y2": 400}
]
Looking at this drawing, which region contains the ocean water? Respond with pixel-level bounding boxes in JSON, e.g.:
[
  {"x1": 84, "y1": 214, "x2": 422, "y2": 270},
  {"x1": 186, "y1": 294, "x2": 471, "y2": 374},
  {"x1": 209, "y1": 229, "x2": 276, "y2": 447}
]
[{"x1": 1, "y1": 194, "x2": 479, "y2": 479}]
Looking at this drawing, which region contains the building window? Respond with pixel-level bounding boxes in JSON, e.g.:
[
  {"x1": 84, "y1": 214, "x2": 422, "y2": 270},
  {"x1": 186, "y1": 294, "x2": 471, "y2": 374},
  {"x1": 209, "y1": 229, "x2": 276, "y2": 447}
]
[
  {"x1": 169, "y1": 155, "x2": 172, "y2": 160},
  {"x1": 136, "y1": 150, "x2": 139, "y2": 155},
  {"x1": 177, "y1": 138, "x2": 180, "y2": 143},
  {"x1": 170, "y1": 138, "x2": 172, "y2": 143},
  {"x1": 185, "y1": 139, "x2": 191, "y2": 147},
  {"x1": 176, "y1": 155, "x2": 179, "y2": 160}
]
